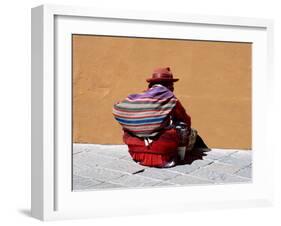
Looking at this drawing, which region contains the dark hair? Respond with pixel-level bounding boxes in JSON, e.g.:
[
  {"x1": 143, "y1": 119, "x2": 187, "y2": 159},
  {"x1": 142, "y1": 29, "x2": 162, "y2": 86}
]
[{"x1": 148, "y1": 81, "x2": 173, "y2": 88}]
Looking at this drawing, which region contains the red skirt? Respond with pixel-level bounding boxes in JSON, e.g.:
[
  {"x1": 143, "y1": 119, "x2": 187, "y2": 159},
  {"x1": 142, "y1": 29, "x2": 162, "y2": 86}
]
[{"x1": 123, "y1": 129, "x2": 180, "y2": 167}]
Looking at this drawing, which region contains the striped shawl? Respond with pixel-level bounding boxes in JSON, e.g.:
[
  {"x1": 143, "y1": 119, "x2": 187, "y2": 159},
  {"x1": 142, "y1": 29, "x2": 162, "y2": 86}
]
[{"x1": 113, "y1": 85, "x2": 177, "y2": 138}]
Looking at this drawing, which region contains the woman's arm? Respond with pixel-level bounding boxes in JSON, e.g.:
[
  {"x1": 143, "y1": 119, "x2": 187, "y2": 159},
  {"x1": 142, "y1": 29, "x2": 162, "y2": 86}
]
[{"x1": 171, "y1": 101, "x2": 191, "y2": 128}]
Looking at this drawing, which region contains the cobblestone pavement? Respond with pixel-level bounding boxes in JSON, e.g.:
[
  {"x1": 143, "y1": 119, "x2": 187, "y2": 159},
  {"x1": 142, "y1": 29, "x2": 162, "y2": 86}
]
[{"x1": 73, "y1": 144, "x2": 252, "y2": 191}]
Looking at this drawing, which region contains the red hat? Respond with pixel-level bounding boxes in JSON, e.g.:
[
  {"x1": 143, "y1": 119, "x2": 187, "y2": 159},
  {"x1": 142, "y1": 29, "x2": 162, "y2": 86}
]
[{"x1": 146, "y1": 67, "x2": 179, "y2": 83}]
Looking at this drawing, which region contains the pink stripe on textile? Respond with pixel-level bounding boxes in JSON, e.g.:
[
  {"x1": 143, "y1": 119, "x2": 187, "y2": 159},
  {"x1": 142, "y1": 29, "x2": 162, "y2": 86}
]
[
  {"x1": 125, "y1": 97, "x2": 177, "y2": 103},
  {"x1": 113, "y1": 109, "x2": 172, "y2": 119},
  {"x1": 113, "y1": 109, "x2": 168, "y2": 114}
]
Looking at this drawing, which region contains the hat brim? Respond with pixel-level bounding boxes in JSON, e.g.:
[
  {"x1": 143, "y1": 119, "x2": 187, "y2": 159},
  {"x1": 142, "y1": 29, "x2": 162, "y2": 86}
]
[{"x1": 146, "y1": 78, "x2": 179, "y2": 83}]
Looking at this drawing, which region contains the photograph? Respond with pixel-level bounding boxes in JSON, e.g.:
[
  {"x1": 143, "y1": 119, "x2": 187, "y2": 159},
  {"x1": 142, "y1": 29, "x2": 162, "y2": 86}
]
[{"x1": 72, "y1": 34, "x2": 252, "y2": 191}]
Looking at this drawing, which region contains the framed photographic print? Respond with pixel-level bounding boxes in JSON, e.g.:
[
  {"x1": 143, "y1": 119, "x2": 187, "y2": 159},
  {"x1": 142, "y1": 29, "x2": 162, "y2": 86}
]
[{"x1": 31, "y1": 4, "x2": 274, "y2": 221}]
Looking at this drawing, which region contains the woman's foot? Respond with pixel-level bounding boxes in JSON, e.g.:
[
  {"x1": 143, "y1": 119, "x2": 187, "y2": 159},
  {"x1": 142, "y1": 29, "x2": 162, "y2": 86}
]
[{"x1": 163, "y1": 160, "x2": 176, "y2": 168}]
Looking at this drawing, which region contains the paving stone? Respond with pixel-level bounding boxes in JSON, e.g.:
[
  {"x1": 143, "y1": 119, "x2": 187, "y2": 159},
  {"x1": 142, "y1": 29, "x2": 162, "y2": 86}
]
[
  {"x1": 73, "y1": 143, "x2": 98, "y2": 154},
  {"x1": 207, "y1": 162, "x2": 242, "y2": 174},
  {"x1": 167, "y1": 159, "x2": 213, "y2": 174},
  {"x1": 204, "y1": 149, "x2": 237, "y2": 160},
  {"x1": 120, "y1": 155, "x2": 133, "y2": 161},
  {"x1": 166, "y1": 174, "x2": 214, "y2": 185},
  {"x1": 93, "y1": 145, "x2": 129, "y2": 159},
  {"x1": 73, "y1": 143, "x2": 129, "y2": 159},
  {"x1": 73, "y1": 144, "x2": 86, "y2": 154},
  {"x1": 230, "y1": 151, "x2": 252, "y2": 161},
  {"x1": 75, "y1": 166, "x2": 126, "y2": 182},
  {"x1": 73, "y1": 152, "x2": 116, "y2": 168},
  {"x1": 97, "y1": 144, "x2": 128, "y2": 151},
  {"x1": 153, "y1": 181, "x2": 178, "y2": 187},
  {"x1": 137, "y1": 168, "x2": 181, "y2": 180},
  {"x1": 190, "y1": 162, "x2": 241, "y2": 179},
  {"x1": 73, "y1": 163, "x2": 91, "y2": 175},
  {"x1": 85, "y1": 182, "x2": 127, "y2": 190},
  {"x1": 73, "y1": 144, "x2": 253, "y2": 190},
  {"x1": 109, "y1": 175, "x2": 160, "y2": 187},
  {"x1": 235, "y1": 165, "x2": 252, "y2": 178},
  {"x1": 72, "y1": 175, "x2": 102, "y2": 190},
  {"x1": 73, "y1": 149, "x2": 84, "y2": 155},
  {"x1": 212, "y1": 173, "x2": 251, "y2": 183},
  {"x1": 217, "y1": 152, "x2": 252, "y2": 168},
  {"x1": 102, "y1": 159, "x2": 145, "y2": 174},
  {"x1": 90, "y1": 144, "x2": 127, "y2": 153}
]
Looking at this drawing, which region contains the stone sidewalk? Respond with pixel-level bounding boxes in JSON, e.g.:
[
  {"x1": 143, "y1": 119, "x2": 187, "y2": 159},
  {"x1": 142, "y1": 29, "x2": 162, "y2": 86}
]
[{"x1": 73, "y1": 144, "x2": 252, "y2": 191}]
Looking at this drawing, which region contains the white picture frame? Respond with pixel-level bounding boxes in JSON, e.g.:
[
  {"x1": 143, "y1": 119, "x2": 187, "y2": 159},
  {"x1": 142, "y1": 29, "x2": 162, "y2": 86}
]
[{"x1": 31, "y1": 4, "x2": 274, "y2": 221}]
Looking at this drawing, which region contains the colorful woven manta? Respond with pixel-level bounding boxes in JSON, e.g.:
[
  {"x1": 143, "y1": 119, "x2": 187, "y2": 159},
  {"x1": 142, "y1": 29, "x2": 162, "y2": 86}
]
[{"x1": 113, "y1": 85, "x2": 177, "y2": 138}]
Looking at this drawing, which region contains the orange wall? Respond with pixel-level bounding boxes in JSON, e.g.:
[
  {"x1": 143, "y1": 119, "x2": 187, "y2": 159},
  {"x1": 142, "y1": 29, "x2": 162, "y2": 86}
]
[{"x1": 72, "y1": 35, "x2": 252, "y2": 149}]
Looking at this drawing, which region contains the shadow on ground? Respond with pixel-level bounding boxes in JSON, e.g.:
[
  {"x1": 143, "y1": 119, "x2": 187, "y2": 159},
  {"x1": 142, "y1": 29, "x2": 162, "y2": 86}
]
[
  {"x1": 18, "y1": 209, "x2": 32, "y2": 218},
  {"x1": 179, "y1": 149, "x2": 208, "y2": 165}
]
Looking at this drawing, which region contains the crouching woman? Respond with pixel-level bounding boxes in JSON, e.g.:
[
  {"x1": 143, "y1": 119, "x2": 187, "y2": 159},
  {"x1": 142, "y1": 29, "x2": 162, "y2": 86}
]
[{"x1": 113, "y1": 67, "x2": 199, "y2": 168}]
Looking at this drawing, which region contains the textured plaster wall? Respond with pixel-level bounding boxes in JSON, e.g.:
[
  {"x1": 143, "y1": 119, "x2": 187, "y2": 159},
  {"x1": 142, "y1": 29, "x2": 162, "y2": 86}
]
[{"x1": 72, "y1": 35, "x2": 251, "y2": 149}]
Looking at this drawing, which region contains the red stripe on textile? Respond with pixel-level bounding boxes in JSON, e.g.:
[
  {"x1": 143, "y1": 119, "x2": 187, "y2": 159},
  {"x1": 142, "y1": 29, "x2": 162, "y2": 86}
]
[
  {"x1": 121, "y1": 122, "x2": 162, "y2": 129},
  {"x1": 122, "y1": 128, "x2": 161, "y2": 133}
]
